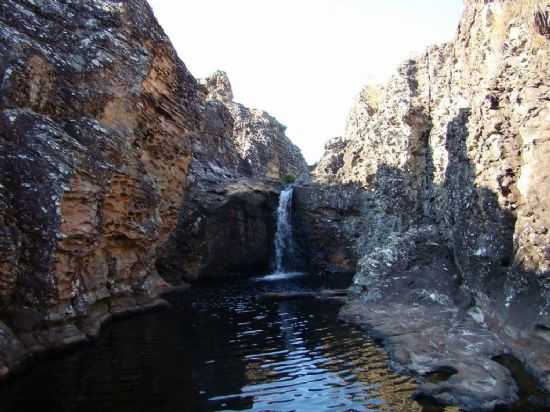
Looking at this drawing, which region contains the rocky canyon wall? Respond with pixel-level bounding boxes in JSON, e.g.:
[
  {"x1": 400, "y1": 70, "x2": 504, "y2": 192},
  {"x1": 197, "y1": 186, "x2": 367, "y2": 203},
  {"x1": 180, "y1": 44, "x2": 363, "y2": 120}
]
[
  {"x1": 0, "y1": 1, "x2": 308, "y2": 378},
  {"x1": 158, "y1": 71, "x2": 309, "y2": 282},
  {"x1": 0, "y1": 0, "x2": 204, "y2": 378},
  {"x1": 299, "y1": 0, "x2": 550, "y2": 409}
]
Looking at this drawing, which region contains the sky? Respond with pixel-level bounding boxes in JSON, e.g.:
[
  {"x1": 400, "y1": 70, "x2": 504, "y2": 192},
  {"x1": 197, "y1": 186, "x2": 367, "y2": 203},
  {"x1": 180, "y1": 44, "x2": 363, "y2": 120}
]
[{"x1": 148, "y1": 1, "x2": 464, "y2": 164}]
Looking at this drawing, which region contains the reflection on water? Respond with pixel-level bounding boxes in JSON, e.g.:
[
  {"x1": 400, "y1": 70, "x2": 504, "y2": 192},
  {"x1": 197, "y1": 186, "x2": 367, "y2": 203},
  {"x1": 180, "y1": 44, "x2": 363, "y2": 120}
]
[
  {"x1": 0, "y1": 273, "x2": 436, "y2": 412},
  {"x1": 253, "y1": 271, "x2": 307, "y2": 282}
]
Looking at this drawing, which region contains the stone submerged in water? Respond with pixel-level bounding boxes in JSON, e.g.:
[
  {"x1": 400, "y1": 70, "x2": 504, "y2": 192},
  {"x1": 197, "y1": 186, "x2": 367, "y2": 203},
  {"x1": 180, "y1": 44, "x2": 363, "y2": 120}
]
[{"x1": 258, "y1": 289, "x2": 348, "y2": 302}]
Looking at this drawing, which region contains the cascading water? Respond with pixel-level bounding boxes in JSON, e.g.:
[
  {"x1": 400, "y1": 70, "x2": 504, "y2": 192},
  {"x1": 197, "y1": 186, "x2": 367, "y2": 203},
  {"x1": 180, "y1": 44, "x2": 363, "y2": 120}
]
[{"x1": 273, "y1": 186, "x2": 295, "y2": 273}]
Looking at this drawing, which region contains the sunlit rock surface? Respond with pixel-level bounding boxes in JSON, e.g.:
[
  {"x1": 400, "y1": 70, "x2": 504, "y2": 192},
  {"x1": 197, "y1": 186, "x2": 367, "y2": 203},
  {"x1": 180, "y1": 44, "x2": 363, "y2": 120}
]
[
  {"x1": 0, "y1": 1, "x2": 310, "y2": 376},
  {"x1": 0, "y1": 0, "x2": 200, "y2": 377},
  {"x1": 200, "y1": 71, "x2": 308, "y2": 180},
  {"x1": 298, "y1": 0, "x2": 550, "y2": 409}
]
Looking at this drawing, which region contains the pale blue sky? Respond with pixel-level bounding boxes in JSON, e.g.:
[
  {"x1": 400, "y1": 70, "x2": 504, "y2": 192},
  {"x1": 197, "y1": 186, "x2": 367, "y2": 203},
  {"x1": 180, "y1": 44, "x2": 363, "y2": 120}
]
[{"x1": 149, "y1": 1, "x2": 464, "y2": 164}]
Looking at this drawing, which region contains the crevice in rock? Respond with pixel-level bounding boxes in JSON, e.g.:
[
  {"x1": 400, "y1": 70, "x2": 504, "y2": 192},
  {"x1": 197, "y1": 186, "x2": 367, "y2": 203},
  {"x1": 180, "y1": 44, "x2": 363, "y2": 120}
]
[
  {"x1": 423, "y1": 366, "x2": 459, "y2": 384},
  {"x1": 493, "y1": 354, "x2": 550, "y2": 411}
]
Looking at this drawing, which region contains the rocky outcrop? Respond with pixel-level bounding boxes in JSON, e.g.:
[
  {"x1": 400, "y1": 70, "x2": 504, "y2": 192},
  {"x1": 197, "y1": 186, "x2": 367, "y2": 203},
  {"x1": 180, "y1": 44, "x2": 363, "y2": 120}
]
[
  {"x1": 340, "y1": 226, "x2": 522, "y2": 411},
  {"x1": 293, "y1": 183, "x2": 368, "y2": 275},
  {"x1": 311, "y1": 136, "x2": 350, "y2": 183},
  {"x1": 297, "y1": 0, "x2": 550, "y2": 409},
  {"x1": 0, "y1": 2, "x2": 309, "y2": 376},
  {"x1": 158, "y1": 178, "x2": 280, "y2": 282},
  {"x1": 0, "y1": 0, "x2": 202, "y2": 379},
  {"x1": 158, "y1": 71, "x2": 308, "y2": 281},
  {"x1": 201, "y1": 71, "x2": 308, "y2": 180}
]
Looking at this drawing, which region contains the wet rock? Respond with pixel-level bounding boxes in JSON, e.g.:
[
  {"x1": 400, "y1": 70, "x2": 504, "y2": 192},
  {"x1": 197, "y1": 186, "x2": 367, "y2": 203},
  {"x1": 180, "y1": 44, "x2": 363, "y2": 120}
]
[{"x1": 258, "y1": 289, "x2": 348, "y2": 302}]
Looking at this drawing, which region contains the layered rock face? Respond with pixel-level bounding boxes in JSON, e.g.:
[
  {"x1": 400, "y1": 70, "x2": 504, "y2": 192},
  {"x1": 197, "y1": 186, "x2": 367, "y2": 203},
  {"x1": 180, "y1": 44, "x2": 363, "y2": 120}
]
[
  {"x1": 0, "y1": 1, "x2": 309, "y2": 375},
  {"x1": 0, "y1": 0, "x2": 205, "y2": 378},
  {"x1": 200, "y1": 71, "x2": 308, "y2": 180},
  {"x1": 158, "y1": 72, "x2": 308, "y2": 281},
  {"x1": 300, "y1": 0, "x2": 550, "y2": 409},
  {"x1": 0, "y1": 0, "x2": 309, "y2": 376}
]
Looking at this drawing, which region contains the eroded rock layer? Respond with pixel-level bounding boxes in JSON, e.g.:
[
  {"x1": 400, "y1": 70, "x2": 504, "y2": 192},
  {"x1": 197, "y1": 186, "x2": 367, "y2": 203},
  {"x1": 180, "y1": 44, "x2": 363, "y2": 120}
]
[
  {"x1": 0, "y1": 0, "x2": 199, "y2": 378},
  {"x1": 299, "y1": 0, "x2": 550, "y2": 409},
  {"x1": 0, "y1": 1, "x2": 309, "y2": 377}
]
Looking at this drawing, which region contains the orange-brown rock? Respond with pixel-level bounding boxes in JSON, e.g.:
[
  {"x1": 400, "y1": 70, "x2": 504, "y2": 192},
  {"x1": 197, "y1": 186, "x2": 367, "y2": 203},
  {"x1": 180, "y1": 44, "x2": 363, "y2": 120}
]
[
  {"x1": 0, "y1": 0, "x2": 310, "y2": 379},
  {"x1": 0, "y1": 0, "x2": 202, "y2": 377}
]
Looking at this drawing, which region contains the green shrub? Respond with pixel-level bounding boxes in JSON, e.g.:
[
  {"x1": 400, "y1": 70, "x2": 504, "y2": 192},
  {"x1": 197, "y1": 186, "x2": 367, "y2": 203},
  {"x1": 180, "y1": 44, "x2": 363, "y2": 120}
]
[{"x1": 281, "y1": 174, "x2": 296, "y2": 184}]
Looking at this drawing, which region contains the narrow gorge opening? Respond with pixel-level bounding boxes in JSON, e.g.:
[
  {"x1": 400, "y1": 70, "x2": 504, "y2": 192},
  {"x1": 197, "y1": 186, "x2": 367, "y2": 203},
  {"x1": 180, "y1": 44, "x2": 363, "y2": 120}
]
[{"x1": 1, "y1": 1, "x2": 550, "y2": 412}]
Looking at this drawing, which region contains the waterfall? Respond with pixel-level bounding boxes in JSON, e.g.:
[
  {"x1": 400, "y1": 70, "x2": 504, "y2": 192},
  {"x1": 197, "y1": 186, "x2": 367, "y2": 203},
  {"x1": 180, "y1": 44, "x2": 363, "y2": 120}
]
[{"x1": 274, "y1": 186, "x2": 295, "y2": 274}]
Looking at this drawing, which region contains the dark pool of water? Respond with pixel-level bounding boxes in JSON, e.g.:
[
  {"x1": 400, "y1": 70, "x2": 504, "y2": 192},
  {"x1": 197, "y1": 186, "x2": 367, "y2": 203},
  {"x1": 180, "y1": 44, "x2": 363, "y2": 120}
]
[
  {"x1": 2, "y1": 272, "x2": 547, "y2": 412},
  {"x1": 0, "y1": 272, "x2": 431, "y2": 412}
]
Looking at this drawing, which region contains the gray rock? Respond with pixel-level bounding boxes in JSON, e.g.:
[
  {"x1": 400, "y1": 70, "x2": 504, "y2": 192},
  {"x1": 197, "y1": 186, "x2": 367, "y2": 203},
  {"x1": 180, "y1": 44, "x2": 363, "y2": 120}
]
[
  {"x1": 0, "y1": 0, "x2": 309, "y2": 379},
  {"x1": 158, "y1": 71, "x2": 308, "y2": 282},
  {"x1": 299, "y1": 0, "x2": 550, "y2": 409}
]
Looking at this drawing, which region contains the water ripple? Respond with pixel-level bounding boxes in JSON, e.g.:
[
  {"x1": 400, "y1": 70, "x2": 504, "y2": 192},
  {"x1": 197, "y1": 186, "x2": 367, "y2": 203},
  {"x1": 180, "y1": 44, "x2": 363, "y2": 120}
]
[{"x1": 0, "y1": 274, "x2": 428, "y2": 412}]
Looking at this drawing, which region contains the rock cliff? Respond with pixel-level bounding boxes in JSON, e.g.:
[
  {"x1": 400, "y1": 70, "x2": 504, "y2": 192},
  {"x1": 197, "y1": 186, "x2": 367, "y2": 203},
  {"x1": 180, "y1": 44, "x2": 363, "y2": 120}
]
[
  {"x1": 158, "y1": 71, "x2": 308, "y2": 281},
  {"x1": 200, "y1": 71, "x2": 308, "y2": 180},
  {"x1": 0, "y1": 0, "x2": 203, "y2": 378},
  {"x1": 298, "y1": 0, "x2": 550, "y2": 409},
  {"x1": 0, "y1": 1, "x2": 307, "y2": 378}
]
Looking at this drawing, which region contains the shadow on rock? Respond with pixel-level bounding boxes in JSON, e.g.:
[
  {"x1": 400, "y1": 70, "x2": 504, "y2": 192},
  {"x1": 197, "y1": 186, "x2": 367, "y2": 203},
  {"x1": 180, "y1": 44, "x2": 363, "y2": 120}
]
[{"x1": 296, "y1": 108, "x2": 550, "y2": 411}]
